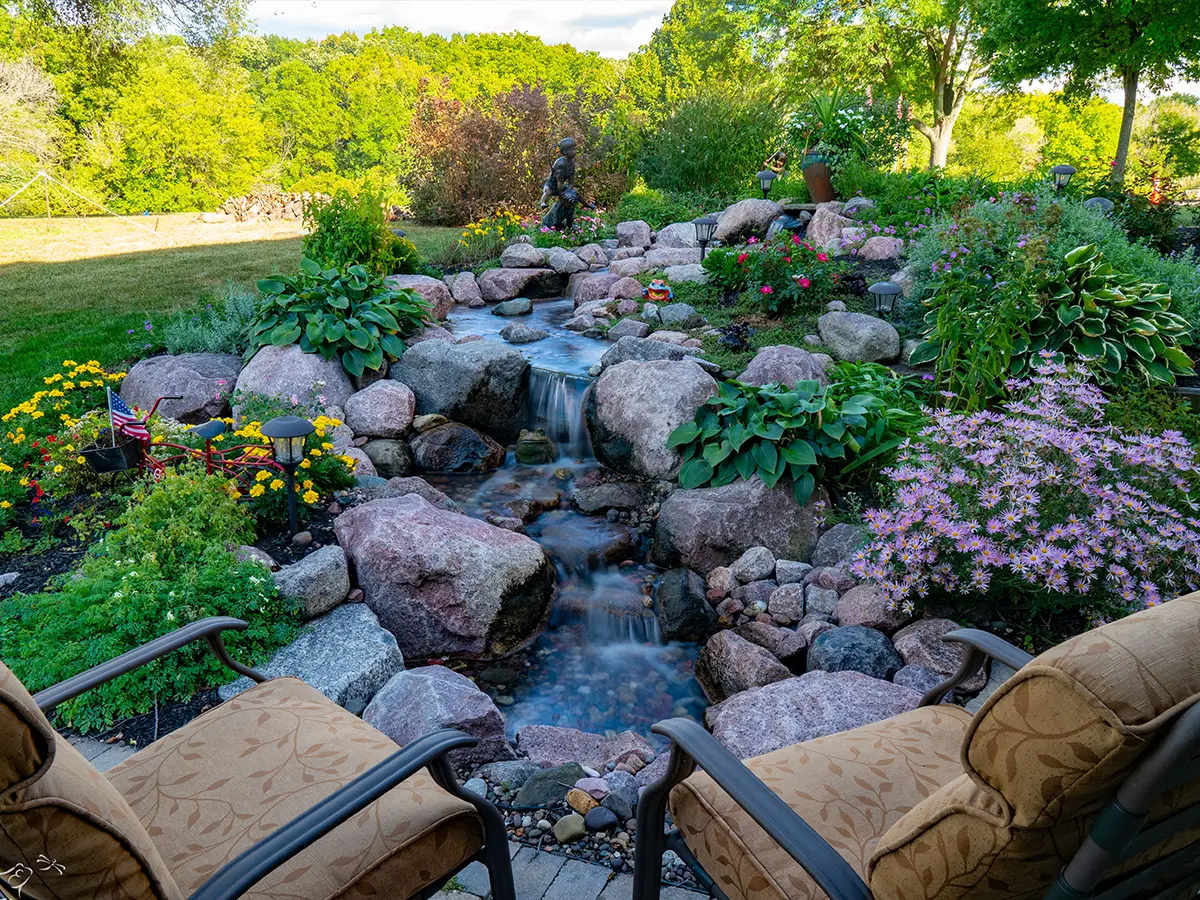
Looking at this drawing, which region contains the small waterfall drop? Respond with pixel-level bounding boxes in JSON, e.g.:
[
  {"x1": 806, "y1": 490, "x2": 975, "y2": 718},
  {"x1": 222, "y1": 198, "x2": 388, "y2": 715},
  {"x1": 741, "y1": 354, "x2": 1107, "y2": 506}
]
[{"x1": 526, "y1": 367, "x2": 593, "y2": 459}]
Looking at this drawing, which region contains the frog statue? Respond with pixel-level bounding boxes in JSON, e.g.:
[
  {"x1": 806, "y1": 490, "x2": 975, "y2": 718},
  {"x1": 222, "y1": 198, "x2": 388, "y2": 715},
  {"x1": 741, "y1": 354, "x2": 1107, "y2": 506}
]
[
  {"x1": 515, "y1": 428, "x2": 558, "y2": 465},
  {"x1": 643, "y1": 279, "x2": 674, "y2": 303}
]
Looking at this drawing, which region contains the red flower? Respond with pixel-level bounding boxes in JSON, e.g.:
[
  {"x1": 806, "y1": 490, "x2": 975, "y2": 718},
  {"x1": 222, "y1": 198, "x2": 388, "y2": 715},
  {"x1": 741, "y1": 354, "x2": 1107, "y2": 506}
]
[
  {"x1": 737, "y1": 253, "x2": 748, "y2": 264},
  {"x1": 797, "y1": 277, "x2": 811, "y2": 288},
  {"x1": 761, "y1": 285, "x2": 774, "y2": 295},
  {"x1": 784, "y1": 256, "x2": 792, "y2": 263},
  {"x1": 791, "y1": 234, "x2": 802, "y2": 245},
  {"x1": 817, "y1": 252, "x2": 828, "y2": 262}
]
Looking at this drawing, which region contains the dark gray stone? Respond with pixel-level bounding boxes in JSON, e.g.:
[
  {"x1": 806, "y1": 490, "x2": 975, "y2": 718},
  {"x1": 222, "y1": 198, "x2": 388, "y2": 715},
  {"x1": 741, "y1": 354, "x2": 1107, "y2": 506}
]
[
  {"x1": 572, "y1": 482, "x2": 654, "y2": 515},
  {"x1": 500, "y1": 323, "x2": 549, "y2": 344},
  {"x1": 656, "y1": 568, "x2": 719, "y2": 642},
  {"x1": 514, "y1": 763, "x2": 588, "y2": 807},
  {"x1": 808, "y1": 626, "x2": 904, "y2": 680},
  {"x1": 658, "y1": 303, "x2": 705, "y2": 329},
  {"x1": 812, "y1": 523, "x2": 868, "y2": 568},
  {"x1": 362, "y1": 438, "x2": 412, "y2": 478},
  {"x1": 474, "y1": 759, "x2": 541, "y2": 789},
  {"x1": 410, "y1": 422, "x2": 505, "y2": 473},
  {"x1": 601, "y1": 790, "x2": 633, "y2": 820},
  {"x1": 598, "y1": 336, "x2": 719, "y2": 374},
  {"x1": 584, "y1": 806, "x2": 619, "y2": 832},
  {"x1": 493, "y1": 298, "x2": 534, "y2": 316}
]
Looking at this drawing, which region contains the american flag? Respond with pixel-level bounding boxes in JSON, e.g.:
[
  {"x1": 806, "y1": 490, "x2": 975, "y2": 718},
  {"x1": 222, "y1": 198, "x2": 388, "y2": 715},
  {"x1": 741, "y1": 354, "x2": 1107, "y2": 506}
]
[{"x1": 108, "y1": 388, "x2": 150, "y2": 440}]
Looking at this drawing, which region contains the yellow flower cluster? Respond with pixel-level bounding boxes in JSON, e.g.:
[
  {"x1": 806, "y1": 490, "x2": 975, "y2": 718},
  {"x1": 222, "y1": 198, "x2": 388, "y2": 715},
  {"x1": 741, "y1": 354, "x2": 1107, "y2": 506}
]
[
  {"x1": 458, "y1": 209, "x2": 523, "y2": 248},
  {"x1": 4, "y1": 361, "x2": 123, "y2": 425}
]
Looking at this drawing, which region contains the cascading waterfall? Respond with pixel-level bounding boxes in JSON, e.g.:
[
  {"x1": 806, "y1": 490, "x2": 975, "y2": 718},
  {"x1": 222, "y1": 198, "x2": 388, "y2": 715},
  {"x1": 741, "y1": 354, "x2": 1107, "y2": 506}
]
[{"x1": 525, "y1": 367, "x2": 593, "y2": 459}]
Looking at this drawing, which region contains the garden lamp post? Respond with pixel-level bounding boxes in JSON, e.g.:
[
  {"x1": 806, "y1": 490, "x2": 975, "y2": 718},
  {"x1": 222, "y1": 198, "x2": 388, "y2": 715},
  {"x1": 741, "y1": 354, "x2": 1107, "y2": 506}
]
[
  {"x1": 1051, "y1": 164, "x2": 1076, "y2": 192},
  {"x1": 693, "y1": 215, "x2": 718, "y2": 259},
  {"x1": 756, "y1": 169, "x2": 778, "y2": 199},
  {"x1": 868, "y1": 281, "x2": 902, "y2": 319},
  {"x1": 261, "y1": 415, "x2": 315, "y2": 537}
]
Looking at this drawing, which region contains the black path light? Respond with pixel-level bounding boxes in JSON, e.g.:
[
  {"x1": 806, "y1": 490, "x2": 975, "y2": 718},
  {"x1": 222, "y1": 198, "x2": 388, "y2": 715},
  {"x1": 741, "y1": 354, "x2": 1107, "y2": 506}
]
[
  {"x1": 261, "y1": 415, "x2": 315, "y2": 537},
  {"x1": 1051, "y1": 164, "x2": 1077, "y2": 192},
  {"x1": 693, "y1": 215, "x2": 718, "y2": 259},
  {"x1": 756, "y1": 169, "x2": 778, "y2": 199},
  {"x1": 868, "y1": 281, "x2": 902, "y2": 318}
]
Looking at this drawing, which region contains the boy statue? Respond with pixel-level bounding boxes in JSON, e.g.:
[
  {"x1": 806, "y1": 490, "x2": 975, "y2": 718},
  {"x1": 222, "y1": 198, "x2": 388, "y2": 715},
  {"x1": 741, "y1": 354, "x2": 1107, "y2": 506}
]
[{"x1": 540, "y1": 137, "x2": 583, "y2": 230}]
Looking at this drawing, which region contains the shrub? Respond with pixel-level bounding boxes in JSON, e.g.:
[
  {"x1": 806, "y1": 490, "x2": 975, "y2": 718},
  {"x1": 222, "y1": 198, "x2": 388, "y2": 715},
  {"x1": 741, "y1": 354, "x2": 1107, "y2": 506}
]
[
  {"x1": 852, "y1": 361, "x2": 1200, "y2": 636},
  {"x1": 302, "y1": 189, "x2": 422, "y2": 276},
  {"x1": 446, "y1": 209, "x2": 526, "y2": 268},
  {"x1": 787, "y1": 88, "x2": 912, "y2": 171},
  {"x1": 252, "y1": 259, "x2": 431, "y2": 378},
  {"x1": 0, "y1": 470, "x2": 302, "y2": 732},
  {"x1": 613, "y1": 182, "x2": 729, "y2": 230},
  {"x1": 638, "y1": 88, "x2": 783, "y2": 197},
  {"x1": 666, "y1": 377, "x2": 912, "y2": 504},
  {"x1": 161, "y1": 282, "x2": 259, "y2": 356},
  {"x1": 526, "y1": 211, "x2": 607, "y2": 248},
  {"x1": 702, "y1": 233, "x2": 849, "y2": 314}
]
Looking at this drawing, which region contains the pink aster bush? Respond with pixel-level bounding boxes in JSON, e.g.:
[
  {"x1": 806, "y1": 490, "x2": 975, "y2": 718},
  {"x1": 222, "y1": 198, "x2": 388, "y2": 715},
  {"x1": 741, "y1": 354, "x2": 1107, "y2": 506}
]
[{"x1": 851, "y1": 358, "x2": 1200, "y2": 628}]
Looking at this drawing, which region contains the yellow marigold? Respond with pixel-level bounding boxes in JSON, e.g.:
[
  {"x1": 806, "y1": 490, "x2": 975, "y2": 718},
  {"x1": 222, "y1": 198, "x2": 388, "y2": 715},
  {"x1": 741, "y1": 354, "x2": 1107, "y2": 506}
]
[
  {"x1": 302, "y1": 489, "x2": 319, "y2": 504},
  {"x1": 0, "y1": 501, "x2": 9, "y2": 509},
  {"x1": 256, "y1": 469, "x2": 271, "y2": 482},
  {"x1": 61, "y1": 382, "x2": 74, "y2": 390},
  {"x1": 249, "y1": 484, "x2": 266, "y2": 498},
  {"x1": 340, "y1": 454, "x2": 358, "y2": 469},
  {"x1": 302, "y1": 479, "x2": 314, "y2": 489},
  {"x1": 62, "y1": 359, "x2": 76, "y2": 367},
  {"x1": 269, "y1": 479, "x2": 284, "y2": 491},
  {"x1": 309, "y1": 448, "x2": 322, "y2": 457},
  {"x1": 52, "y1": 465, "x2": 63, "y2": 474},
  {"x1": 0, "y1": 463, "x2": 10, "y2": 474},
  {"x1": 321, "y1": 442, "x2": 333, "y2": 451},
  {"x1": 77, "y1": 456, "x2": 86, "y2": 464},
  {"x1": 18, "y1": 478, "x2": 29, "y2": 487},
  {"x1": 299, "y1": 458, "x2": 312, "y2": 469}
]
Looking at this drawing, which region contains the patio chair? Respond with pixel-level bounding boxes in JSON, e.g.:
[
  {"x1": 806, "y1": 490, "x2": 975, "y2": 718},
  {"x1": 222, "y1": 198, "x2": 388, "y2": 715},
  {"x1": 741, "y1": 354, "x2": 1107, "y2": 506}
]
[
  {"x1": 634, "y1": 592, "x2": 1200, "y2": 900},
  {"x1": 0, "y1": 616, "x2": 516, "y2": 900}
]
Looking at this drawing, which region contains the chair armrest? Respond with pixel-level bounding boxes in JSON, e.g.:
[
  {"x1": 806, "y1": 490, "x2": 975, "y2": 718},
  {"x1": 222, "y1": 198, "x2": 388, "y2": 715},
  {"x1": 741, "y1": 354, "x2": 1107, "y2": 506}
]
[
  {"x1": 32, "y1": 616, "x2": 267, "y2": 712},
  {"x1": 188, "y1": 729, "x2": 479, "y2": 900},
  {"x1": 637, "y1": 717, "x2": 872, "y2": 900},
  {"x1": 917, "y1": 628, "x2": 1034, "y2": 707}
]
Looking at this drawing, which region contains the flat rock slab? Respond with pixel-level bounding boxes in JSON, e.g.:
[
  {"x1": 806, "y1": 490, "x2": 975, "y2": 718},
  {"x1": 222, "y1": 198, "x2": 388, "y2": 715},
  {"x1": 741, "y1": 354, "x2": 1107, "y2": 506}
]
[{"x1": 219, "y1": 603, "x2": 403, "y2": 712}]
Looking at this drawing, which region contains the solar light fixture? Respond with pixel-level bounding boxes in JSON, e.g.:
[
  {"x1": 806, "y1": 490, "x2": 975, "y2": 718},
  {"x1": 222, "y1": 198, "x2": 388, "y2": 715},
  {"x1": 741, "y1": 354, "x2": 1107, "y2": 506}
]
[
  {"x1": 693, "y1": 215, "x2": 718, "y2": 259},
  {"x1": 1051, "y1": 164, "x2": 1077, "y2": 192},
  {"x1": 756, "y1": 169, "x2": 778, "y2": 198},
  {"x1": 868, "y1": 281, "x2": 902, "y2": 318},
  {"x1": 261, "y1": 415, "x2": 315, "y2": 536}
]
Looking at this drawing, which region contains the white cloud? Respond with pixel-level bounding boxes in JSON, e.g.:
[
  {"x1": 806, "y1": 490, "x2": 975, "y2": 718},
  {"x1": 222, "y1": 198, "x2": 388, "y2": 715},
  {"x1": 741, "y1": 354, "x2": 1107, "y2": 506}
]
[{"x1": 249, "y1": 0, "x2": 675, "y2": 57}]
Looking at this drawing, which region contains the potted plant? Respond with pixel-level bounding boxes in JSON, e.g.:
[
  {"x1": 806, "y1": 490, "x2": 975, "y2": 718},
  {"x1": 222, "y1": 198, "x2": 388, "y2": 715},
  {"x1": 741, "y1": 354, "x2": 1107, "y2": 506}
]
[{"x1": 790, "y1": 88, "x2": 874, "y2": 203}]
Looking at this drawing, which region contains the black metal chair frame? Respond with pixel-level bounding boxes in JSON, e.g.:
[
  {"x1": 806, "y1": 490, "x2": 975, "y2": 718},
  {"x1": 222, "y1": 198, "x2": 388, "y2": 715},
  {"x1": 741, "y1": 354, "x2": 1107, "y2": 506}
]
[
  {"x1": 29, "y1": 617, "x2": 516, "y2": 900},
  {"x1": 633, "y1": 629, "x2": 1200, "y2": 900}
]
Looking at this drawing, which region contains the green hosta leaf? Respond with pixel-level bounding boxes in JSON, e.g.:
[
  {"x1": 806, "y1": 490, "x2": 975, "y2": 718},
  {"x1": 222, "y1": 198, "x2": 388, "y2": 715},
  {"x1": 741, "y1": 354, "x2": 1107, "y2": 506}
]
[
  {"x1": 728, "y1": 423, "x2": 753, "y2": 451},
  {"x1": 363, "y1": 345, "x2": 384, "y2": 373},
  {"x1": 907, "y1": 341, "x2": 940, "y2": 366},
  {"x1": 347, "y1": 327, "x2": 372, "y2": 349},
  {"x1": 324, "y1": 320, "x2": 346, "y2": 342},
  {"x1": 1064, "y1": 244, "x2": 1098, "y2": 266},
  {"x1": 1161, "y1": 347, "x2": 1195, "y2": 373},
  {"x1": 666, "y1": 422, "x2": 703, "y2": 448},
  {"x1": 1078, "y1": 317, "x2": 1107, "y2": 338},
  {"x1": 342, "y1": 348, "x2": 366, "y2": 377},
  {"x1": 780, "y1": 439, "x2": 817, "y2": 467},
  {"x1": 1057, "y1": 304, "x2": 1084, "y2": 326},
  {"x1": 678, "y1": 459, "x2": 715, "y2": 488},
  {"x1": 735, "y1": 448, "x2": 757, "y2": 481},
  {"x1": 270, "y1": 323, "x2": 303, "y2": 346},
  {"x1": 759, "y1": 461, "x2": 786, "y2": 489},
  {"x1": 754, "y1": 420, "x2": 785, "y2": 440},
  {"x1": 1126, "y1": 317, "x2": 1158, "y2": 336},
  {"x1": 299, "y1": 257, "x2": 322, "y2": 276},
  {"x1": 792, "y1": 472, "x2": 815, "y2": 505},
  {"x1": 1071, "y1": 335, "x2": 1105, "y2": 359},
  {"x1": 712, "y1": 459, "x2": 739, "y2": 486},
  {"x1": 379, "y1": 333, "x2": 406, "y2": 359},
  {"x1": 752, "y1": 440, "x2": 779, "y2": 474},
  {"x1": 257, "y1": 279, "x2": 287, "y2": 295},
  {"x1": 1100, "y1": 341, "x2": 1124, "y2": 373},
  {"x1": 703, "y1": 442, "x2": 733, "y2": 465},
  {"x1": 1125, "y1": 333, "x2": 1154, "y2": 361},
  {"x1": 1140, "y1": 359, "x2": 1173, "y2": 384}
]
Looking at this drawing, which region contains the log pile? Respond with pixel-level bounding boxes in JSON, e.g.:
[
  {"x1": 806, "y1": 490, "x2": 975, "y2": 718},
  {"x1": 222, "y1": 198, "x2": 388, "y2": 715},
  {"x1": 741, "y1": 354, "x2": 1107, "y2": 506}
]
[{"x1": 216, "y1": 191, "x2": 329, "y2": 222}]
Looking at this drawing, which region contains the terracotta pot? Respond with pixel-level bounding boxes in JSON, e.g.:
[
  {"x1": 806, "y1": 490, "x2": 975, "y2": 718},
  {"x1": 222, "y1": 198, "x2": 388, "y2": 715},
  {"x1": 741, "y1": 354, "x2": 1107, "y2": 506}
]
[{"x1": 802, "y1": 153, "x2": 835, "y2": 203}]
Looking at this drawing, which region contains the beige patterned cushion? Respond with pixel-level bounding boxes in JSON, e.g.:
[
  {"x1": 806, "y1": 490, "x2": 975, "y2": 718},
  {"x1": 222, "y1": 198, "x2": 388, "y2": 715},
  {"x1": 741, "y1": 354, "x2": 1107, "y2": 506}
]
[
  {"x1": 962, "y1": 593, "x2": 1200, "y2": 827},
  {"x1": 670, "y1": 705, "x2": 973, "y2": 900},
  {"x1": 106, "y1": 677, "x2": 484, "y2": 900},
  {"x1": 0, "y1": 661, "x2": 182, "y2": 900}
]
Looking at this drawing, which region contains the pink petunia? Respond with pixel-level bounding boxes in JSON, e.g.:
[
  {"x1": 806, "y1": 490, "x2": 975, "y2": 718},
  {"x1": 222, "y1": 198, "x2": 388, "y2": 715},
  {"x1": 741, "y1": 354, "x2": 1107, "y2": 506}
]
[{"x1": 761, "y1": 285, "x2": 773, "y2": 294}]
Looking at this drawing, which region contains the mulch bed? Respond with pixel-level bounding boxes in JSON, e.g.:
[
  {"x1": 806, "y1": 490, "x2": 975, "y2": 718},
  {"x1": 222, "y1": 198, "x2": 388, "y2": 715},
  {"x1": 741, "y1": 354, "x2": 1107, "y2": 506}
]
[{"x1": 58, "y1": 689, "x2": 222, "y2": 750}]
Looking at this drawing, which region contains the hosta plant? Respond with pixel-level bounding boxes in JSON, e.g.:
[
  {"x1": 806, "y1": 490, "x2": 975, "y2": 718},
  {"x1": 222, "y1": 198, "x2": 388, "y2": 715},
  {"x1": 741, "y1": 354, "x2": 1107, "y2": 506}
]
[
  {"x1": 252, "y1": 258, "x2": 431, "y2": 378},
  {"x1": 1030, "y1": 244, "x2": 1193, "y2": 385},
  {"x1": 666, "y1": 378, "x2": 908, "y2": 504}
]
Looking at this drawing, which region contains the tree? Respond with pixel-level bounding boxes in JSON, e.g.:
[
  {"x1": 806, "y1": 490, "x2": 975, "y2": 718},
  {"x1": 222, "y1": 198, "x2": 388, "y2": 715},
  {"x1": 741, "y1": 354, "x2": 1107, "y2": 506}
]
[
  {"x1": 13, "y1": 0, "x2": 246, "y2": 44},
  {"x1": 259, "y1": 58, "x2": 344, "y2": 187},
  {"x1": 0, "y1": 57, "x2": 59, "y2": 183},
  {"x1": 974, "y1": 0, "x2": 1200, "y2": 184}
]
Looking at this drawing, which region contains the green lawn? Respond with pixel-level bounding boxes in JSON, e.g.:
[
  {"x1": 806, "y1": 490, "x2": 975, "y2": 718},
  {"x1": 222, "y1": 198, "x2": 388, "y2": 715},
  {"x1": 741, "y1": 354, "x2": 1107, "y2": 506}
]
[{"x1": 0, "y1": 216, "x2": 459, "y2": 412}]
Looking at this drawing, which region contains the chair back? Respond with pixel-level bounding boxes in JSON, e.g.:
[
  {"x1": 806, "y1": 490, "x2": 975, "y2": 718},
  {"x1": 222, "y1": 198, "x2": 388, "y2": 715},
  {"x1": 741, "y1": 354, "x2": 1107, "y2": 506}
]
[
  {"x1": 869, "y1": 593, "x2": 1200, "y2": 899},
  {"x1": 0, "y1": 659, "x2": 181, "y2": 899}
]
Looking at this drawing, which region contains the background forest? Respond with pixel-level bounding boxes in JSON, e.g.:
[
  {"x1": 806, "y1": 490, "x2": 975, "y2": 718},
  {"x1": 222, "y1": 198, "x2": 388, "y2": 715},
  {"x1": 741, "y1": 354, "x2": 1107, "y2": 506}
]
[{"x1": 2, "y1": 0, "x2": 1199, "y2": 225}]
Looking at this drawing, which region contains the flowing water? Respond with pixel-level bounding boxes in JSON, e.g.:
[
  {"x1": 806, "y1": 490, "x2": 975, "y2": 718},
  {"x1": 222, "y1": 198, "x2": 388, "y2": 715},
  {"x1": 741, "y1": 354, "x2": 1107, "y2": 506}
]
[{"x1": 428, "y1": 305, "x2": 705, "y2": 741}]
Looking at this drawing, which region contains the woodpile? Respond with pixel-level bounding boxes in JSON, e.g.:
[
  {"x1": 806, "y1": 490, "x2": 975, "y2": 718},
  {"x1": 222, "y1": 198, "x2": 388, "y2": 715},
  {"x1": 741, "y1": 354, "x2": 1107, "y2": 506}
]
[{"x1": 216, "y1": 191, "x2": 329, "y2": 222}]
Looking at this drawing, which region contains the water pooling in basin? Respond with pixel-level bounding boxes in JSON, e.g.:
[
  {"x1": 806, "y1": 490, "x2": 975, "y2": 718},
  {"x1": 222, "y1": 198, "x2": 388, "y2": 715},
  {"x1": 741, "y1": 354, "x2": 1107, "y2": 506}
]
[{"x1": 447, "y1": 299, "x2": 607, "y2": 376}]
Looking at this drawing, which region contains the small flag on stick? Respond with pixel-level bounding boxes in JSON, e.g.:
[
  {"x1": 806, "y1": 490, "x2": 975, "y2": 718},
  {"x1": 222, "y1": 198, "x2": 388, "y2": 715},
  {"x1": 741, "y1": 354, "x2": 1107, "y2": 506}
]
[{"x1": 107, "y1": 388, "x2": 150, "y2": 441}]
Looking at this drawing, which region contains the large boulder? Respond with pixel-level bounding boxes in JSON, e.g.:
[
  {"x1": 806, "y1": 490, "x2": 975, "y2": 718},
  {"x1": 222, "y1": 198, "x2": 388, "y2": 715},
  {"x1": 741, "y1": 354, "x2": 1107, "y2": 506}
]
[
  {"x1": 610, "y1": 277, "x2": 645, "y2": 300},
  {"x1": 544, "y1": 245, "x2": 588, "y2": 275},
  {"x1": 696, "y1": 630, "x2": 792, "y2": 704},
  {"x1": 714, "y1": 199, "x2": 782, "y2": 243},
  {"x1": 599, "y1": 336, "x2": 718, "y2": 373},
  {"x1": 121, "y1": 353, "x2": 241, "y2": 424},
  {"x1": 807, "y1": 626, "x2": 904, "y2": 680},
  {"x1": 656, "y1": 568, "x2": 719, "y2": 643},
  {"x1": 811, "y1": 522, "x2": 867, "y2": 568},
  {"x1": 616, "y1": 220, "x2": 652, "y2": 249},
  {"x1": 571, "y1": 481, "x2": 654, "y2": 515},
  {"x1": 499, "y1": 323, "x2": 549, "y2": 344},
  {"x1": 410, "y1": 422, "x2": 505, "y2": 473},
  {"x1": 706, "y1": 670, "x2": 923, "y2": 759},
  {"x1": 663, "y1": 264, "x2": 708, "y2": 284},
  {"x1": 477, "y1": 267, "x2": 563, "y2": 301},
  {"x1": 817, "y1": 311, "x2": 900, "y2": 362},
  {"x1": 515, "y1": 725, "x2": 654, "y2": 771},
  {"x1": 499, "y1": 242, "x2": 546, "y2": 268},
  {"x1": 573, "y1": 273, "x2": 623, "y2": 306},
  {"x1": 390, "y1": 340, "x2": 529, "y2": 442},
  {"x1": 364, "y1": 666, "x2": 515, "y2": 766},
  {"x1": 607, "y1": 319, "x2": 651, "y2": 340},
  {"x1": 584, "y1": 359, "x2": 717, "y2": 479},
  {"x1": 359, "y1": 475, "x2": 459, "y2": 511},
  {"x1": 736, "y1": 345, "x2": 828, "y2": 387},
  {"x1": 235, "y1": 344, "x2": 355, "y2": 414},
  {"x1": 492, "y1": 298, "x2": 533, "y2": 316},
  {"x1": 361, "y1": 438, "x2": 412, "y2": 478},
  {"x1": 384, "y1": 275, "x2": 453, "y2": 320},
  {"x1": 858, "y1": 236, "x2": 905, "y2": 260},
  {"x1": 574, "y1": 243, "x2": 607, "y2": 267},
  {"x1": 806, "y1": 202, "x2": 856, "y2": 253},
  {"x1": 655, "y1": 222, "x2": 698, "y2": 248},
  {"x1": 344, "y1": 380, "x2": 416, "y2": 438},
  {"x1": 892, "y1": 618, "x2": 987, "y2": 692},
  {"x1": 835, "y1": 584, "x2": 912, "y2": 633},
  {"x1": 658, "y1": 303, "x2": 705, "y2": 329},
  {"x1": 643, "y1": 247, "x2": 701, "y2": 269},
  {"x1": 274, "y1": 545, "x2": 350, "y2": 619},
  {"x1": 334, "y1": 495, "x2": 554, "y2": 658},
  {"x1": 218, "y1": 604, "x2": 402, "y2": 712},
  {"x1": 609, "y1": 256, "x2": 650, "y2": 278},
  {"x1": 655, "y1": 476, "x2": 826, "y2": 572},
  {"x1": 447, "y1": 271, "x2": 483, "y2": 305}
]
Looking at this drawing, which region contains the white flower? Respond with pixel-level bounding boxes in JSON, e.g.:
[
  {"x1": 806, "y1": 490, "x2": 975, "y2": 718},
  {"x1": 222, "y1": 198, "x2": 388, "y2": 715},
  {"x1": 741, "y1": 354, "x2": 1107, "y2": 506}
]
[{"x1": 166, "y1": 611, "x2": 175, "y2": 621}]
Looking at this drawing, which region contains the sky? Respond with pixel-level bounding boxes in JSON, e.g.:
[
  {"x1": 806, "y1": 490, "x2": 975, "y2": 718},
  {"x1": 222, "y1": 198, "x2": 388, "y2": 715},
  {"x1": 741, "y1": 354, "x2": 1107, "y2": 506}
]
[{"x1": 249, "y1": 0, "x2": 675, "y2": 58}]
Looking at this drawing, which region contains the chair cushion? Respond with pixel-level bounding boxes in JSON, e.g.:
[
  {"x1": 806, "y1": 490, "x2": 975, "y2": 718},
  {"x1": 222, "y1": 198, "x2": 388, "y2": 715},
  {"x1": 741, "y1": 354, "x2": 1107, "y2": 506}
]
[
  {"x1": 869, "y1": 771, "x2": 1200, "y2": 900},
  {"x1": 1, "y1": 660, "x2": 181, "y2": 900},
  {"x1": 670, "y1": 705, "x2": 973, "y2": 900},
  {"x1": 0, "y1": 657, "x2": 55, "y2": 796},
  {"x1": 106, "y1": 677, "x2": 484, "y2": 900},
  {"x1": 962, "y1": 593, "x2": 1200, "y2": 827}
]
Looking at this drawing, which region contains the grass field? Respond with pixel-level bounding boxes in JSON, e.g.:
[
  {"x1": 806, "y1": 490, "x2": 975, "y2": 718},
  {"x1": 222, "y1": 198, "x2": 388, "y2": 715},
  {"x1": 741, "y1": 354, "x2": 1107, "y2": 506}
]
[{"x1": 0, "y1": 214, "x2": 459, "y2": 412}]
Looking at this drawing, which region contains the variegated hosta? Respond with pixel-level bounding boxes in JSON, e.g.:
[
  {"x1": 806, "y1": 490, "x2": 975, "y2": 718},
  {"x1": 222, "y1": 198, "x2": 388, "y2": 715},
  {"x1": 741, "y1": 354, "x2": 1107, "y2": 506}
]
[{"x1": 1025, "y1": 243, "x2": 1194, "y2": 384}]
